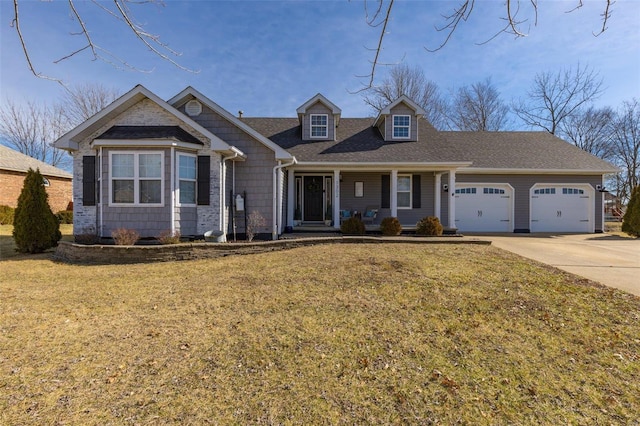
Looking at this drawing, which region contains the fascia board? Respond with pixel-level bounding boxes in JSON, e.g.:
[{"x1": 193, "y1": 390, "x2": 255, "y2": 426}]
[
  {"x1": 295, "y1": 93, "x2": 342, "y2": 115},
  {"x1": 169, "y1": 87, "x2": 294, "y2": 161},
  {"x1": 291, "y1": 161, "x2": 472, "y2": 171},
  {"x1": 458, "y1": 167, "x2": 621, "y2": 175},
  {"x1": 92, "y1": 139, "x2": 204, "y2": 150}
]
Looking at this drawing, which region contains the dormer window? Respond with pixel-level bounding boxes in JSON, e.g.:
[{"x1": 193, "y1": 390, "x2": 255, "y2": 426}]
[
  {"x1": 311, "y1": 114, "x2": 328, "y2": 138},
  {"x1": 393, "y1": 115, "x2": 410, "y2": 139}
]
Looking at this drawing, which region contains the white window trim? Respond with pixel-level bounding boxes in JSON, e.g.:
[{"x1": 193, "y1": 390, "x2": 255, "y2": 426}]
[
  {"x1": 176, "y1": 152, "x2": 197, "y2": 207},
  {"x1": 397, "y1": 174, "x2": 412, "y2": 209},
  {"x1": 109, "y1": 150, "x2": 164, "y2": 207},
  {"x1": 310, "y1": 114, "x2": 328, "y2": 139},
  {"x1": 392, "y1": 115, "x2": 411, "y2": 139}
]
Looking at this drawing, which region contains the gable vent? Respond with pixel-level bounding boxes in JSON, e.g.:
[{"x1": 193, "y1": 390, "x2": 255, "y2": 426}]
[{"x1": 185, "y1": 100, "x2": 202, "y2": 117}]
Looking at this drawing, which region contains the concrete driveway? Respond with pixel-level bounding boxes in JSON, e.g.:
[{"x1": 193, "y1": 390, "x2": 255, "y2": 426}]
[{"x1": 480, "y1": 233, "x2": 640, "y2": 297}]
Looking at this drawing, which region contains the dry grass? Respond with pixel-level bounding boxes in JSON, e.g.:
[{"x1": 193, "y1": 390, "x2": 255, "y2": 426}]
[
  {"x1": 0, "y1": 224, "x2": 74, "y2": 260},
  {"x1": 1, "y1": 241, "x2": 639, "y2": 425}
]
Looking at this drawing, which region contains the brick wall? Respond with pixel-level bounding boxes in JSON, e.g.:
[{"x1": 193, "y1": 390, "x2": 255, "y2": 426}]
[{"x1": 0, "y1": 170, "x2": 72, "y2": 212}]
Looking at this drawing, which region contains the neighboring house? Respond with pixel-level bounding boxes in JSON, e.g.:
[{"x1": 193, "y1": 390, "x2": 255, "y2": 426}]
[
  {"x1": 0, "y1": 145, "x2": 73, "y2": 213},
  {"x1": 53, "y1": 85, "x2": 618, "y2": 240}
]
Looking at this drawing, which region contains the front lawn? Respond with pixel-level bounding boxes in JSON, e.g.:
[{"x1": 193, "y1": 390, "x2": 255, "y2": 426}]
[{"x1": 1, "y1": 243, "x2": 638, "y2": 424}]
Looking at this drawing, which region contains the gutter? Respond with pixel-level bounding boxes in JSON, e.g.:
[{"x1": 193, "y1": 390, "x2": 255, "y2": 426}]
[
  {"x1": 272, "y1": 157, "x2": 297, "y2": 240},
  {"x1": 220, "y1": 149, "x2": 241, "y2": 242}
]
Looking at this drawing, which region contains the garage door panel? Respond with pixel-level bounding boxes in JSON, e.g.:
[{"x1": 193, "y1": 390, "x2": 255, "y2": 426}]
[{"x1": 455, "y1": 185, "x2": 513, "y2": 232}]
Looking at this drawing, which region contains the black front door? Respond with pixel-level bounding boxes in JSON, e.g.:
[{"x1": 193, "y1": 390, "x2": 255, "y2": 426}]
[{"x1": 304, "y1": 176, "x2": 324, "y2": 221}]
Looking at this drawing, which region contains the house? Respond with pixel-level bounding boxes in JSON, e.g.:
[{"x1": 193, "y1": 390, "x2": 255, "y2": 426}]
[
  {"x1": 53, "y1": 85, "x2": 618, "y2": 240},
  {"x1": 0, "y1": 144, "x2": 73, "y2": 213}
]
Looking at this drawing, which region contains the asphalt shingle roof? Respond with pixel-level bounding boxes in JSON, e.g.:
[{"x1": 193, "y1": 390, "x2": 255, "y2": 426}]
[
  {"x1": 242, "y1": 117, "x2": 618, "y2": 172},
  {"x1": 97, "y1": 126, "x2": 203, "y2": 145},
  {"x1": 0, "y1": 145, "x2": 72, "y2": 179}
]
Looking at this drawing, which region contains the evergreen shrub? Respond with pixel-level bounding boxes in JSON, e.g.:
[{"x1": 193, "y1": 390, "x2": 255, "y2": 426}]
[
  {"x1": 13, "y1": 168, "x2": 61, "y2": 253},
  {"x1": 622, "y1": 186, "x2": 640, "y2": 237},
  {"x1": 0, "y1": 205, "x2": 15, "y2": 225},
  {"x1": 340, "y1": 217, "x2": 365, "y2": 235}
]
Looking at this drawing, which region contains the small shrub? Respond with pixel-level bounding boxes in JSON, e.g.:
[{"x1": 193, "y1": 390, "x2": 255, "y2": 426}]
[
  {"x1": 158, "y1": 230, "x2": 181, "y2": 244},
  {"x1": 0, "y1": 205, "x2": 15, "y2": 225},
  {"x1": 416, "y1": 216, "x2": 443, "y2": 236},
  {"x1": 341, "y1": 217, "x2": 365, "y2": 235},
  {"x1": 622, "y1": 185, "x2": 640, "y2": 237},
  {"x1": 13, "y1": 168, "x2": 61, "y2": 253},
  {"x1": 379, "y1": 216, "x2": 402, "y2": 236},
  {"x1": 55, "y1": 210, "x2": 73, "y2": 224},
  {"x1": 111, "y1": 228, "x2": 139, "y2": 245},
  {"x1": 75, "y1": 233, "x2": 99, "y2": 245},
  {"x1": 246, "y1": 210, "x2": 266, "y2": 242}
]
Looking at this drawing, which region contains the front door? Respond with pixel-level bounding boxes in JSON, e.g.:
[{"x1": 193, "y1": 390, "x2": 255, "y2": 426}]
[{"x1": 304, "y1": 176, "x2": 324, "y2": 221}]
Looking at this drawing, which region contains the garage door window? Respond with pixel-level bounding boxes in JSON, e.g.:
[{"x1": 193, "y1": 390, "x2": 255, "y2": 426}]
[
  {"x1": 483, "y1": 187, "x2": 505, "y2": 194},
  {"x1": 455, "y1": 187, "x2": 476, "y2": 194},
  {"x1": 562, "y1": 188, "x2": 584, "y2": 195},
  {"x1": 534, "y1": 188, "x2": 556, "y2": 195}
]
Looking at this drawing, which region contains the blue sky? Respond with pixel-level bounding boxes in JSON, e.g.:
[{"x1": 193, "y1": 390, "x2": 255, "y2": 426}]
[{"x1": 1, "y1": 0, "x2": 639, "y2": 122}]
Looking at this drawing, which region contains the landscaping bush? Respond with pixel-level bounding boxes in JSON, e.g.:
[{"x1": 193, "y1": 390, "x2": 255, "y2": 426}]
[
  {"x1": 158, "y1": 230, "x2": 181, "y2": 244},
  {"x1": 55, "y1": 209, "x2": 73, "y2": 224},
  {"x1": 0, "y1": 205, "x2": 15, "y2": 225},
  {"x1": 13, "y1": 168, "x2": 61, "y2": 253},
  {"x1": 75, "y1": 233, "x2": 99, "y2": 245},
  {"x1": 111, "y1": 228, "x2": 139, "y2": 245},
  {"x1": 340, "y1": 216, "x2": 365, "y2": 235},
  {"x1": 379, "y1": 216, "x2": 402, "y2": 236},
  {"x1": 416, "y1": 216, "x2": 443, "y2": 236},
  {"x1": 246, "y1": 210, "x2": 267, "y2": 242},
  {"x1": 622, "y1": 185, "x2": 640, "y2": 237}
]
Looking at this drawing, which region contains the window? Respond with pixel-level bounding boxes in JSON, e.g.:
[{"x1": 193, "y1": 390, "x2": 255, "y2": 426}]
[
  {"x1": 178, "y1": 153, "x2": 196, "y2": 205},
  {"x1": 483, "y1": 187, "x2": 505, "y2": 194},
  {"x1": 310, "y1": 114, "x2": 328, "y2": 138},
  {"x1": 562, "y1": 188, "x2": 584, "y2": 195},
  {"x1": 534, "y1": 188, "x2": 556, "y2": 195},
  {"x1": 397, "y1": 175, "x2": 411, "y2": 208},
  {"x1": 42, "y1": 177, "x2": 50, "y2": 187},
  {"x1": 455, "y1": 187, "x2": 477, "y2": 194},
  {"x1": 110, "y1": 151, "x2": 163, "y2": 205},
  {"x1": 393, "y1": 115, "x2": 410, "y2": 138}
]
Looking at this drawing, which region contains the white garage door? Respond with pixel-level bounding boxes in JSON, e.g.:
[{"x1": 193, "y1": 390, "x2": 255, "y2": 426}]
[
  {"x1": 455, "y1": 184, "x2": 513, "y2": 232},
  {"x1": 530, "y1": 184, "x2": 593, "y2": 233}
]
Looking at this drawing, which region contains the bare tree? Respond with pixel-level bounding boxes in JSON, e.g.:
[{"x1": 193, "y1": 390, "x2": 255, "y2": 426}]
[
  {"x1": 0, "y1": 99, "x2": 69, "y2": 168},
  {"x1": 560, "y1": 106, "x2": 615, "y2": 159},
  {"x1": 10, "y1": 0, "x2": 195, "y2": 85},
  {"x1": 58, "y1": 83, "x2": 120, "y2": 126},
  {"x1": 609, "y1": 99, "x2": 640, "y2": 203},
  {"x1": 361, "y1": 0, "x2": 614, "y2": 88},
  {"x1": 363, "y1": 64, "x2": 447, "y2": 129},
  {"x1": 0, "y1": 83, "x2": 120, "y2": 168},
  {"x1": 513, "y1": 64, "x2": 604, "y2": 135},
  {"x1": 447, "y1": 78, "x2": 510, "y2": 131}
]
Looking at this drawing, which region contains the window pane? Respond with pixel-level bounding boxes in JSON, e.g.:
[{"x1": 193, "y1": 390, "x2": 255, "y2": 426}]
[
  {"x1": 179, "y1": 155, "x2": 196, "y2": 179},
  {"x1": 139, "y1": 154, "x2": 162, "y2": 178},
  {"x1": 180, "y1": 181, "x2": 196, "y2": 204},
  {"x1": 393, "y1": 127, "x2": 409, "y2": 138},
  {"x1": 139, "y1": 180, "x2": 161, "y2": 203},
  {"x1": 113, "y1": 180, "x2": 134, "y2": 203},
  {"x1": 398, "y1": 192, "x2": 411, "y2": 207},
  {"x1": 397, "y1": 176, "x2": 411, "y2": 191},
  {"x1": 112, "y1": 154, "x2": 134, "y2": 178}
]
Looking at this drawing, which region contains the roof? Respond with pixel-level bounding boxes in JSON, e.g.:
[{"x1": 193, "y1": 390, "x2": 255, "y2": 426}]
[
  {"x1": 242, "y1": 117, "x2": 618, "y2": 173},
  {"x1": 96, "y1": 126, "x2": 203, "y2": 145},
  {"x1": 441, "y1": 131, "x2": 620, "y2": 173},
  {"x1": 0, "y1": 145, "x2": 72, "y2": 179}
]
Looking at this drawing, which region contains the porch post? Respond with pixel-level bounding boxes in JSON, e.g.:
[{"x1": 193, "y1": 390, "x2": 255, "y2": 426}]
[
  {"x1": 391, "y1": 169, "x2": 398, "y2": 218},
  {"x1": 448, "y1": 170, "x2": 456, "y2": 229},
  {"x1": 287, "y1": 168, "x2": 295, "y2": 227},
  {"x1": 434, "y1": 172, "x2": 441, "y2": 220},
  {"x1": 333, "y1": 169, "x2": 341, "y2": 229}
]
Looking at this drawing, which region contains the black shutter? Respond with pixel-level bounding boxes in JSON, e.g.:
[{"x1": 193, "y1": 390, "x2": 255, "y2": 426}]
[
  {"x1": 412, "y1": 175, "x2": 421, "y2": 208},
  {"x1": 82, "y1": 156, "x2": 96, "y2": 206},
  {"x1": 197, "y1": 155, "x2": 210, "y2": 205},
  {"x1": 381, "y1": 175, "x2": 390, "y2": 209}
]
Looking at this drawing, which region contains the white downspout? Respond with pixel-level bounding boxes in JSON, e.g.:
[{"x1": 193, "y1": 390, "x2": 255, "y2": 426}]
[
  {"x1": 99, "y1": 146, "x2": 103, "y2": 237},
  {"x1": 170, "y1": 147, "x2": 175, "y2": 235},
  {"x1": 273, "y1": 158, "x2": 297, "y2": 240},
  {"x1": 221, "y1": 151, "x2": 240, "y2": 241}
]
